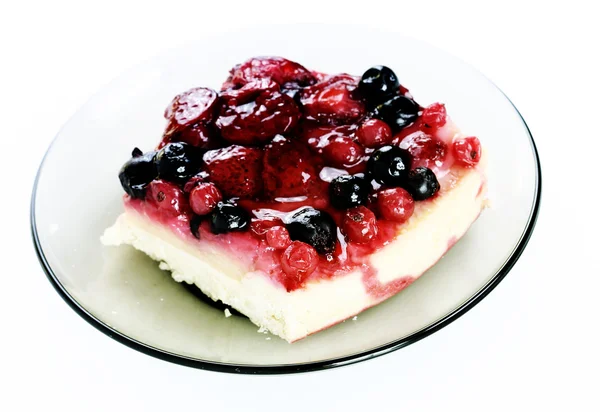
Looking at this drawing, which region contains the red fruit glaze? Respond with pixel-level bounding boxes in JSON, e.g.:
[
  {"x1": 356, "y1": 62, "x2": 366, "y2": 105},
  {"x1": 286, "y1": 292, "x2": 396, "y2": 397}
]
[
  {"x1": 203, "y1": 146, "x2": 263, "y2": 198},
  {"x1": 189, "y1": 183, "x2": 222, "y2": 215},
  {"x1": 453, "y1": 136, "x2": 482, "y2": 167},
  {"x1": 377, "y1": 188, "x2": 415, "y2": 223},
  {"x1": 301, "y1": 74, "x2": 366, "y2": 125},
  {"x1": 216, "y1": 80, "x2": 300, "y2": 145},
  {"x1": 222, "y1": 56, "x2": 316, "y2": 90},
  {"x1": 168, "y1": 123, "x2": 220, "y2": 150},
  {"x1": 322, "y1": 137, "x2": 364, "y2": 168},
  {"x1": 399, "y1": 131, "x2": 447, "y2": 169},
  {"x1": 146, "y1": 180, "x2": 190, "y2": 217},
  {"x1": 262, "y1": 137, "x2": 323, "y2": 198},
  {"x1": 280, "y1": 241, "x2": 319, "y2": 290},
  {"x1": 266, "y1": 226, "x2": 292, "y2": 249},
  {"x1": 164, "y1": 87, "x2": 219, "y2": 134},
  {"x1": 421, "y1": 102, "x2": 447, "y2": 128},
  {"x1": 356, "y1": 119, "x2": 393, "y2": 148},
  {"x1": 183, "y1": 171, "x2": 210, "y2": 193},
  {"x1": 342, "y1": 206, "x2": 378, "y2": 243},
  {"x1": 250, "y1": 218, "x2": 283, "y2": 238}
]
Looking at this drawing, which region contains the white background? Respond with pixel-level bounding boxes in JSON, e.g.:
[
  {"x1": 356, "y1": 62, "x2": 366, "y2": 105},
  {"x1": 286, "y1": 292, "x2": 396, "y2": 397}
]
[{"x1": 1, "y1": 0, "x2": 599, "y2": 410}]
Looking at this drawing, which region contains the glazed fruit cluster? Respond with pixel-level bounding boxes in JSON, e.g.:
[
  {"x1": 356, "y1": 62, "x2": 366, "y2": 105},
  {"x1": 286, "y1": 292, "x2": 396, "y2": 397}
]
[{"x1": 118, "y1": 57, "x2": 481, "y2": 289}]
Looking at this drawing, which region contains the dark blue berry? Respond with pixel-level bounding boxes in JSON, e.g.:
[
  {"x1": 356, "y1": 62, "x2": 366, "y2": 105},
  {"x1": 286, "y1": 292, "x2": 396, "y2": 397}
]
[
  {"x1": 286, "y1": 208, "x2": 337, "y2": 254},
  {"x1": 118, "y1": 149, "x2": 157, "y2": 199},
  {"x1": 372, "y1": 95, "x2": 420, "y2": 131},
  {"x1": 367, "y1": 145, "x2": 412, "y2": 186},
  {"x1": 358, "y1": 66, "x2": 400, "y2": 105},
  {"x1": 329, "y1": 175, "x2": 371, "y2": 210},
  {"x1": 190, "y1": 215, "x2": 204, "y2": 239},
  {"x1": 155, "y1": 142, "x2": 203, "y2": 183},
  {"x1": 405, "y1": 167, "x2": 440, "y2": 200},
  {"x1": 210, "y1": 202, "x2": 250, "y2": 234}
]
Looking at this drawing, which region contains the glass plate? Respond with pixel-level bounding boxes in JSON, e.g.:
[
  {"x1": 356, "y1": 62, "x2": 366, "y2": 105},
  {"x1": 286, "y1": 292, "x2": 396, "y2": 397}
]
[{"x1": 31, "y1": 25, "x2": 541, "y2": 374}]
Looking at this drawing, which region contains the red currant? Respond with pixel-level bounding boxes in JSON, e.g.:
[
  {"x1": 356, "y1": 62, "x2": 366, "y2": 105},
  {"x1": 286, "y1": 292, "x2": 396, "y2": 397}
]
[
  {"x1": 189, "y1": 183, "x2": 222, "y2": 215},
  {"x1": 399, "y1": 131, "x2": 446, "y2": 169},
  {"x1": 452, "y1": 136, "x2": 482, "y2": 167},
  {"x1": 356, "y1": 119, "x2": 393, "y2": 148},
  {"x1": 377, "y1": 188, "x2": 415, "y2": 223},
  {"x1": 421, "y1": 102, "x2": 447, "y2": 128},
  {"x1": 342, "y1": 206, "x2": 378, "y2": 243},
  {"x1": 322, "y1": 137, "x2": 364, "y2": 168},
  {"x1": 146, "y1": 180, "x2": 190, "y2": 217},
  {"x1": 266, "y1": 226, "x2": 292, "y2": 249}
]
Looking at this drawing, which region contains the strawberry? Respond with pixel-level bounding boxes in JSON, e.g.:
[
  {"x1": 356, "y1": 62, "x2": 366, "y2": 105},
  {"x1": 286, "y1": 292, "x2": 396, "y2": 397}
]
[
  {"x1": 262, "y1": 137, "x2": 323, "y2": 198},
  {"x1": 222, "y1": 56, "x2": 316, "y2": 90},
  {"x1": 203, "y1": 145, "x2": 263, "y2": 198}
]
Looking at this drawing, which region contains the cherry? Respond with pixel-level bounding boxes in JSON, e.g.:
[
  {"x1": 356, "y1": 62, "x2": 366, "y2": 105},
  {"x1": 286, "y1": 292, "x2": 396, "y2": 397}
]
[
  {"x1": 342, "y1": 206, "x2": 378, "y2": 243},
  {"x1": 377, "y1": 188, "x2": 415, "y2": 223},
  {"x1": 280, "y1": 241, "x2": 319, "y2": 285},
  {"x1": 189, "y1": 183, "x2": 223, "y2": 216},
  {"x1": 399, "y1": 131, "x2": 447, "y2": 169},
  {"x1": 453, "y1": 136, "x2": 482, "y2": 167},
  {"x1": 421, "y1": 102, "x2": 447, "y2": 128},
  {"x1": 322, "y1": 137, "x2": 364, "y2": 168},
  {"x1": 266, "y1": 226, "x2": 292, "y2": 249},
  {"x1": 146, "y1": 180, "x2": 190, "y2": 217},
  {"x1": 356, "y1": 119, "x2": 393, "y2": 148}
]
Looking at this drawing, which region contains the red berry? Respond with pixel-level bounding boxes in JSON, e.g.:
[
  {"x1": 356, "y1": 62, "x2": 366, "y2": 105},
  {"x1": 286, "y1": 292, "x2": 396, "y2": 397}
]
[
  {"x1": 250, "y1": 218, "x2": 283, "y2": 238},
  {"x1": 164, "y1": 87, "x2": 219, "y2": 134},
  {"x1": 222, "y1": 57, "x2": 316, "y2": 90},
  {"x1": 183, "y1": 171, "x2": 210, "y2": 193},
  {"x1": 189, "y1": 183, "x2": 222, "y2": 215},
  {"x1": 342, "y1": 206, "x2": 378, "y2": 243},
  {"x1": 322, "y1": 137, "x2": 364, "y2": 168},
  {"x1": 146, "y1": 180, "x2": 190, "y2": 217},
  {"x1": 453, "y1": 136, "x2": 482, "y2": 167},
  {"x1": 421, "y1": 102, "x2": 447, "y2": 128},
  {"x1": 266, "y1": 226, "x2": 292, "y2": 249},
  {"x1": 216, "y1": 80, "x2": 300, "y2": 145},
  {"x1": 399, "y1": 131, "x2": 447, "y2": 169},
  {"x1": 280, "y1": 241, "x2": 319, "y2": 288},
  {"x1": 169, "y1": 123, "x2": 220, "y2": 150},
  {"x1": 377, "y1": 188, "x2": 415, "y2": 223},
  {"x1": 203, "y1": 146, "x2": 263, "y2": 198},
  {"x1": 301, "y1": 74, "x2": 366, "y2": 125},
  {"x1": 356, "y1": 119, "x2": 393, "y2": 148},
  {"x1": 262, "y1": 137, "x2": 322, "y2": 198}
]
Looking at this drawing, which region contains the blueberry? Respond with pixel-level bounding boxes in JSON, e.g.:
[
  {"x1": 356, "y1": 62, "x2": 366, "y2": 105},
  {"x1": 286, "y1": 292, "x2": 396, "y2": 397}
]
[
  {"x1": 405, "y1": 167, "x2": 440, "y2": 200},
  {"x1": 367, "y1": 145, "x2": 412, "y2": 186},
  {"x1": 210, "y1": 202, "x2": 250, "y2": 234},
  {"x1": 190, "y1": 214, "x2": 204, "y2": 239},
  {"x1": 286, "y1": 208, "x2": 337, "y2": 254},
  {"x1": 118, "y1": 149, "x2": 157, "y2": 199},
  {"x1": 358, "y1": 66, "x2": 400, "y2": 105},
  {"x1": 329, "y1": 175, "x2": 370, "y2": 210},
  {"x1": 372, "y1": 95, "x2": 420, "y2": 131},
  {"x1": 155, "y1": 142, "x2": 203, "y2": 183}
]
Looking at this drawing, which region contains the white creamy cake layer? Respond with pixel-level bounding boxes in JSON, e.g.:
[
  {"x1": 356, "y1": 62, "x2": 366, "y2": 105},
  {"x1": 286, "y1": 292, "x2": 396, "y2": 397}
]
[{"x1": 102, "y1": 162, "x2": 487, "y2": 343}]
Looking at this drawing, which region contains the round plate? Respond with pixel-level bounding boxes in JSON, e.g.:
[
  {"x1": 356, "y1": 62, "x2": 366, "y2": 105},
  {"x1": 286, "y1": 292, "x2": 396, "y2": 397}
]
[{"x1": 31, "y1": 25, "x2": 541, "y2": 374}]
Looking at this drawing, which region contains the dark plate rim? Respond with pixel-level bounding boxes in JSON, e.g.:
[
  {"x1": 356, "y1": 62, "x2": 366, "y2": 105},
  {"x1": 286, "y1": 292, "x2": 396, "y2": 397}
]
[{"x1": 30, "y1": 67, "x2": 542, "y2": 375}]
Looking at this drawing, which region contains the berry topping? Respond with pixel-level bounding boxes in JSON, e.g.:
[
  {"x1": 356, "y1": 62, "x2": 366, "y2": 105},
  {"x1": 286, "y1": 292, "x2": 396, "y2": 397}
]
[
  {"x1": 183, "y1": 171, "x2": 210, "y2": 193},
  {"x1": 322, "y1": 137, "x2": 364, "y2": 168},
  {"x1": 372, "y1": 95, "x2": 420, "y2": 131},
  {"x1": 203, "y1": 145, "x2": 263, "y2": 198},
  {"x1": 118, "y1": 150, "x2": 157, "y2": 199},
  {"x1": 356, "y1": 119, "x2": 393, "y2": 148},
  {"x1": 250, "y1": 218, "x2": 283, "y2": 238},
  {"x1": 146, "y1": 180, "x2": 190, "y2": 217},
  {"x1": 329, "y1": 174, "x2": 370, "y2": 210},
  {"x1": 358, "y1": 66, "x2": 400, "y2": 105},
  {"x1": 405, "y1": 167, "x2": 440, "y2": 200},
  {"x1": 155, "y1": 142, "x2": 203, "y2": 183},
  {"x1": 286, "y1": 208, "x2": 337, "y2": 254},
  {"x1": 262, "y1": 138, "x2": 321, "y2": 198},
  {"x1": 266, "y1": 226, "x2": 292, "y2": 249},
  {"x1": 301, "y1": 74, "x2": 366, "y2": 125},
  {"x1": 341, "y1": 206, "x2": 378, "y2": 243},
  {"x1": 280, "y1": 241, "x2": 319, "y2": 289},
  {"x1": 399, "y1": 131, "x2": 447, "y2": 169},
  {"x1": 452, "y1": 136, "x2": 482, "y2": 167},
  {"x1": 216, "y1": 80, "x2": 300, "y2": 145},
  {"x1": 367, "y1": 145, "x2": 412, "y2": 186},
  {"x1": 377, "y1": 188, "x2": 415, "y2": 223},
  {"x1": 421, "y1": 103, "x2": 447, "y2": 128},
  {"x1": 168, "y1": 123, "x2": 220, "y2": 150},
  {"x1": 189, "y1": 183, "x2": 223, "y2": 215},
  {"x1": 190, "y1": 215, "x2": 204, "y2": 239},
  {"x1": 209, "y1": 202, "x2": 251, "y2": 234},
  {"x1": 164, "y1": 87, "x2": 219, "y2": 134},
  {"x1": 222, "y1": 56, "x2": 316, "y2": 90}
]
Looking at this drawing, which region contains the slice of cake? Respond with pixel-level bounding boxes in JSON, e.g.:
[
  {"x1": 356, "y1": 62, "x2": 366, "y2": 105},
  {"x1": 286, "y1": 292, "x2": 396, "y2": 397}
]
[{"x1": 102, "y1": 57, "x2": 487, "y2": 342}]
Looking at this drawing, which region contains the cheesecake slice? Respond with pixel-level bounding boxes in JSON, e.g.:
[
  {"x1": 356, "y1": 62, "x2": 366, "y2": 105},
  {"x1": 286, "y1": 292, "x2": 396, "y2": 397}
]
[{"x1": 102, "y1": 57, "x2": 487, "y2": 343}]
